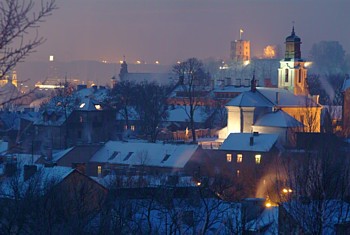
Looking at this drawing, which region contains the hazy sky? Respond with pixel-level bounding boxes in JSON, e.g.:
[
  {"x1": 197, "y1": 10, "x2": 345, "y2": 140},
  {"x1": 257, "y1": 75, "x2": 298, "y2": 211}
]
[{"x1": 29, "y1": 0, "x2": 350, "y2": 65}]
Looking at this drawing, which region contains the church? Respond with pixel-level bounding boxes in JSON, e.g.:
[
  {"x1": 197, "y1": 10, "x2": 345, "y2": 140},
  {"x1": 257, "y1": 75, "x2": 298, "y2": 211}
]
[{"x1": 221, "y1": 27, "x2": 322, "y2": 147}]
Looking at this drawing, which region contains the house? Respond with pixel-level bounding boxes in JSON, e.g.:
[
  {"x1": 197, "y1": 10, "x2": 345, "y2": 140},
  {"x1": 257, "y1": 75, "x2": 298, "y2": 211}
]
[
  {"x1": 34, "y1": 86, "x2": 116, "y2": 155},
  {"x1": 0, "y1": 163, "x2": 108, "y2": 234},
  {"x1": 87, "y1": 140, "x2": 206, "y2": 177},
  {"x1": 211, "y1": 132, "x2": 279, "y2": 198}
]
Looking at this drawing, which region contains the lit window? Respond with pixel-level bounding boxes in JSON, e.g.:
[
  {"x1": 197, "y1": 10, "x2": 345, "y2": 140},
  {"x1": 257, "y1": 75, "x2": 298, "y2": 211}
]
[
  {"x1": 237, "y1": 170, "x2": 240, "y2": 177},
  {"x1": 94, "y1": 104, "x2": 102, "y2": 110},
  {"x1": 131, "y1": 125, "x2": 135, "y2": 131},
  {"x1": 97, "y1": 165, "x2": 102, "y2": 177},
  {"x1": 237, "y1": 154, "x2": 243, "y2": 163},
  {"x1": 226, "y1": 154, "x2": 232, "y2": 162},
  {"x1": 255, "y1": 154, "x2": 261, "y2": 164},
  {"x1": 80, "y1": 103, "x2": 85, "y2": 108}
]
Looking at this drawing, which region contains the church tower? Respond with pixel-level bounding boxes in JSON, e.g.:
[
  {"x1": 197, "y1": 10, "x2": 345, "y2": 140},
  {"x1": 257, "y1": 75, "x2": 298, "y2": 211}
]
[
  {"x1": 278, "y1": 27, "x2": 309, "y2": 96},
  {"x1": 119, "y1": 59, "x2": 128, "y2": 81}
]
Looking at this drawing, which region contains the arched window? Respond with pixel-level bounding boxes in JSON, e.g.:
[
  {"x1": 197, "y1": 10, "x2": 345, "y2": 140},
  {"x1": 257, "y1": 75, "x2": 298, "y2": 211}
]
[
  {"x1": 285, "y1": 69, "x2": 289, "y2": 82},
  {"x1": 298, "y1": 69, "x2": 302, "y2": 83}
]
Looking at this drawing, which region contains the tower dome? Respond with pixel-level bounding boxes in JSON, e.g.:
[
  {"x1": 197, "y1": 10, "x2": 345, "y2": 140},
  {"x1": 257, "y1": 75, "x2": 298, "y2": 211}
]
[
  {"x1": 285, "y1": 27, "x2": 301, "y2": 43},
  {"x1": 284, "y1": 26, "x2": 302, "y2": 60}
]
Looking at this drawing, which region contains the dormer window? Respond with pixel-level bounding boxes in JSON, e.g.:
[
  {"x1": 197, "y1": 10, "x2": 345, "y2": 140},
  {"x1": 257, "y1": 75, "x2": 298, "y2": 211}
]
[{"x1": 94, "y1": 104, "x2": 102, "y2": 110}]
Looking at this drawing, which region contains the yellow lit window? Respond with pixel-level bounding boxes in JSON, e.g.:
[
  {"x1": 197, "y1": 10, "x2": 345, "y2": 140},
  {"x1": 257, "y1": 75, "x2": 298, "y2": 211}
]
[
  {"x1": 255, "y1": 154, "x2": 261, "y2": 164},
  {"x1": 226, "y1": 154, "x2": 232, "y2": 162},
  {"x1": 97, "y1": 165, "x2": 102, "y2": 177},
  {"x1": 131, "y1": 125, "x2": 135, "y2": 131},
  {"x1": 237, "y1": 154, "x2": 243, "y2": 163}
]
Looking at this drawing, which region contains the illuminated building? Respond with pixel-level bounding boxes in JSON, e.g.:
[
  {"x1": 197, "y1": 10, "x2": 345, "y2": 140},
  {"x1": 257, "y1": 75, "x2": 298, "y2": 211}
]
[
  {"x1": 0, "y1": 70, "x2": 18, "y2": 87},
  {"x1": 230, "y1": 40, "x2": 251, "y2": 62},
  {"x1": 278, "y1": 27, "x2": 310, "y2": 96},
  {"x1": 230, "y1": 29, "x2": 251, "y2": 62}
]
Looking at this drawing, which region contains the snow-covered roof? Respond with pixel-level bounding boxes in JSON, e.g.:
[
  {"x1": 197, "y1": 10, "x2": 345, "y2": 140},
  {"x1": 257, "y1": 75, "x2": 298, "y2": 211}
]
[
  {"x1": 167, "y1": 106, "x2": 212, "y2": 123},
  {"x1": 0, "y1": 112, "x2": 21, "y2": 131},
  {"x1": 75, "y1": 87, "x2": 108, "y2": 102},
  {"x1": 77, "y1": 97, "x2": 106, "y2": 111},
  {"x1": 116, "y1": 106, "x2": 139, "y2": 121},
  {"x1": 0, "y1": 165, "x2": 74, "y2": 199},
  {"x1": 20, "y1": 111, "x2": 41, "y2": 122},
  {"x1": 246, "y1": 206, "x2": 278, "y2": 234},
  {"x1": 52, "y1": 147, "x2": 75, "y2": 162},
  {"x1": 94, "y1": 174, "x2": 198, "y2": 188},
  {"x1": 254, "y1": 110, "x2": 303, "y2": 128},
  {"x1": 226, "y1": 90, "x2": 274, "y2": 107},
  {"x1": 220, "y1": 133, "x2": 278, "y2": 152},
  {"x1": 90, "y1": 141, "x2": 199, "y2": 168},
  {"x1": 226, "y1": 87, "x2": 320, "y2": 108},
  {"x1": 257, "y1": 87, "x2": 320, "y2": 107}
]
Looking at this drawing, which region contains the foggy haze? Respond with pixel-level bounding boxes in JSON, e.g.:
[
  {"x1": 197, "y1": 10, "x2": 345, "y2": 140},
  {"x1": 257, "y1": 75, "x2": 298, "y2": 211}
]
[{"x1": 26, "y1": 0, "x2": 350, "y2": 65}]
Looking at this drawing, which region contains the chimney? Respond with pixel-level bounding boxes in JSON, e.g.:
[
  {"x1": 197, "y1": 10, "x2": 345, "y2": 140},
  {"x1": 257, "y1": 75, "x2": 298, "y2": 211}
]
[
  {"x1": 275, "y1": 92, "x2": 280, "y2": 104},
  {"x1": 24, "y1": 165, "x2": 37, "y2": 181},
  {"x1": 250, "y1": 136, "x2": 254, "y2": 146},
  {"x1": 250, "y1": 75, "x2": 257, "y2": 92},
  {"x1": 92, "y1": 85, "x2": 98, "y2": 92}
]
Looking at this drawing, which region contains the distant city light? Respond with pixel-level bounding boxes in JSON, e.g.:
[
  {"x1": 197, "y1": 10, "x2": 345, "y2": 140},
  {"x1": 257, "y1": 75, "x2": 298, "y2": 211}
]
[
  {"x1": 176, "y1": 61, "x2": 181, "y2": 64},
  {"x1": 94, "y1": 104, "x2": 102, "y2": 110},
  {"x1": 243, "y1": 60, "x2": 250, "y2": 66},
  {"x1": 136, "y1": 60, "x2": 141, "y2": 64},
  {"x1": 119, "y1": 60, "x2": 124, "y2": 64},
  {"x1": 155, "y1": 60, "x2": 160, "y2": 64},
  {"x1": 304, "y1": 62, "x2": 313, "y2": 68},
  {"x1": 49, "y1": 55, "x2": 54, "y2": 62},
  {"x1": 80, "y1": 103, "x2": 86, "y2": 108},
  {"x1": 101, "y1": 60, "x2": 108, "y2": 64},
  {"x1": 263, "y1": 45, "x2": 277, "y2": 59}
]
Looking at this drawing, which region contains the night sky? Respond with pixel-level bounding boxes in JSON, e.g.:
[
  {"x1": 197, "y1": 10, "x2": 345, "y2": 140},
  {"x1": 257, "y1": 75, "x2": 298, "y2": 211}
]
[{"x1": 28, "y1": 0, "x2": 350, "y2": 65}]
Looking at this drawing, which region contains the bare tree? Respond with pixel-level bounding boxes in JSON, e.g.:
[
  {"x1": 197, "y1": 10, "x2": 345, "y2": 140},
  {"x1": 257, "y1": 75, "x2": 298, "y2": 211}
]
[
  {"x1": 274, "y1": 134, "x2": 350, "y2": 234},
  {"x1": 173, "y1": 58, "x2": 210, "y2": 142},
  {"x1": 0, "y1": 0, "x2": 56, "y2": 77},
  {"x1": 135, "y1": 82, "x2": 170, "y2": 142},
  {"x1": 109, "y1": 80, "x2": 137, "y2": 130}
]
